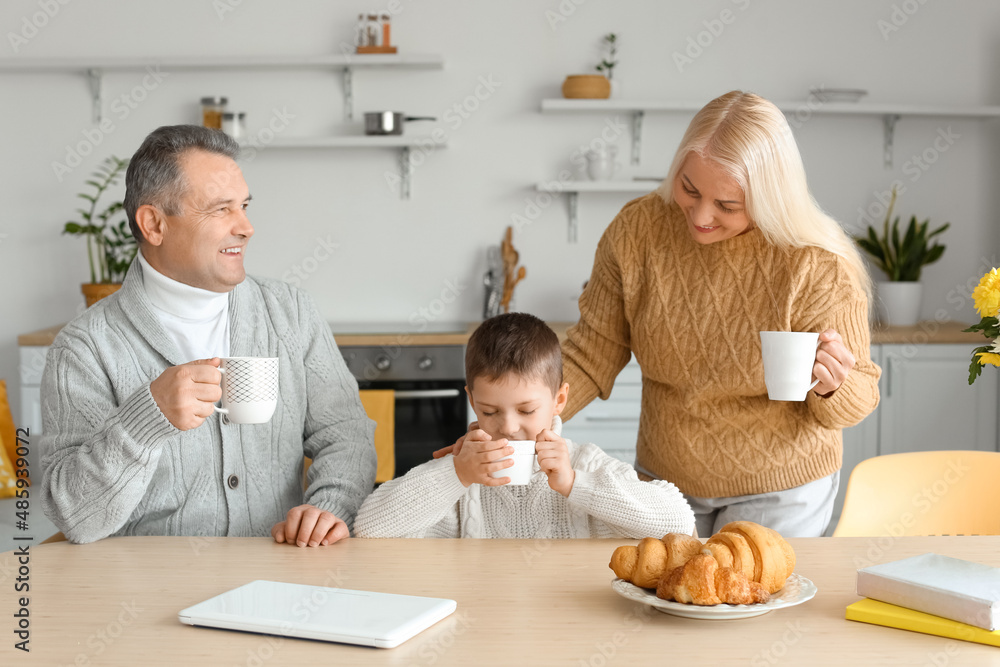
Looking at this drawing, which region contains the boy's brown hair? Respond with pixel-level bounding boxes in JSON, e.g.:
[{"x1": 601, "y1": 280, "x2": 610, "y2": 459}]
[{"x1": 465, "y1": 313, "x2": 562, "y2": 394}]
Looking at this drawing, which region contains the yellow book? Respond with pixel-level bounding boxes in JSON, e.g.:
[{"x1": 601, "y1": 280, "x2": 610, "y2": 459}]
[{"x1": 846, "y1": 598, "x2": 1000, "y2": 648}]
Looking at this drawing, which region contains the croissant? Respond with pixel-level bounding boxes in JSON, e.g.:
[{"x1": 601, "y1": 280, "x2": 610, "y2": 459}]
[
  {"x1": 656, "y1": 553, "x2": 770, "y2": 606},
  {"x1": 716, "y1": 521, "x2": 796, "y2": 594},
  {"x1": 609, "y1": 533, "x2": 702, "y2": 589}
]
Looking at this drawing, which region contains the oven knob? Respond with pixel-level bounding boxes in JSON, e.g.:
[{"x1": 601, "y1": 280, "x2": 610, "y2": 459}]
[
  {"x1": 375, "y1": 355, "x2": 391, "y2": 371},
  {"x1": 418, "y1": 356, "x2": 433, "y2": 370}
]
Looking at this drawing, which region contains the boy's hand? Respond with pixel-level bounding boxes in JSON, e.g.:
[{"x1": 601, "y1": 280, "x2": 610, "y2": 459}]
[
  {"x1": 432, "y1": 421, "x2": 479, "y2": 459},
  {"x1": 453, "y1": 429, "x2": 513, "y2": 487},
  {"x1": 535, "y1": 429, "x2": 575, "y2": 497},
  {"x1": 271, "y1": 504, "x2": 349, "y2": 547}
]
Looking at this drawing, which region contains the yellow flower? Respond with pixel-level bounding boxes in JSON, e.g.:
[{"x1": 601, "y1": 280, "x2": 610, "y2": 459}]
[
  {"x1": 977, "y1": 352, "x2": 1000, "y2": 367},
  {"x1": 972, "y1": 267, "x2": 1000, "y2": 318}
]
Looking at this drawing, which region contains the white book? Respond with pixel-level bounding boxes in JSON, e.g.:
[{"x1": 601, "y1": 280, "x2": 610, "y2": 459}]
[{"x1": 856, "y1": 553, "x2": 1000, "y2": 631}]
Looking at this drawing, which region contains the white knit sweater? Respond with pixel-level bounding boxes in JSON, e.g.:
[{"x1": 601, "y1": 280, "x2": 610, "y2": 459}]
[{"x1": 353, "y1": 417, "x2": 695, "y2": 539}]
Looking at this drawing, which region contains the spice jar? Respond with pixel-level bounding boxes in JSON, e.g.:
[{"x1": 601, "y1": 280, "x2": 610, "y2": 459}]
[
  {"x1": 200, "y1": 96, "x2": 228, "y2": 130},
  {"x1": 221, "y1": 112, "x2": 246, "y2": 139}
]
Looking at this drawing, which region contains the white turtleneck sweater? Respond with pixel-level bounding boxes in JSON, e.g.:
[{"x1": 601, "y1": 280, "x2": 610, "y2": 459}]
[{"x1": 137, "y1": 252, "x2": 230, "y2": 362}]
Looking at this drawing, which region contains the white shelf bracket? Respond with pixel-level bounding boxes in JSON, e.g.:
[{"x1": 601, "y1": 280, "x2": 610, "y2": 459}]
[
  {"x1": 343, "y1": 67, "x2": 354, "y2": 121},
  {"x1": 399, "y1": 146, "x2": 412, "y2": 200},
  {"x1": 86, "y1": 68, "x2": 103, "y2": 124},
  {"x1": 567, "y1": 191, "x2": 579, "y2": 243},
  {"x1": 882, "y1": 113, "x2": 901, "y2": 169},
  {"x1": 630, "y1": 110, "x2": 644, "y2": 166}
]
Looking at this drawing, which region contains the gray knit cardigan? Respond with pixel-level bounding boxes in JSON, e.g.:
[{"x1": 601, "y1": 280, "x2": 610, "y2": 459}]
[{"x1": 39, "y1": 261, "x2": 376, "y2": 543}]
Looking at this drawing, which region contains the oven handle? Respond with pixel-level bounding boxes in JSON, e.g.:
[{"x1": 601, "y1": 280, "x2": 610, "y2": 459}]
[{"x1": 394, "y1": 389, "x2": 462, "y2": 400}]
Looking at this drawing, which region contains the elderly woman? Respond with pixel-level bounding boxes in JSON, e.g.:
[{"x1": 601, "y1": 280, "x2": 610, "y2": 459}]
[{"x1": 560, "y1": 90, "x2": 880, "y2": 538}]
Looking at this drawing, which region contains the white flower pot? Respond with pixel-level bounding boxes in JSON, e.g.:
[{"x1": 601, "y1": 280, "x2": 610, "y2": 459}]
[{"x1": 876, "y1": 281, "x2": 923, "y2": 327}]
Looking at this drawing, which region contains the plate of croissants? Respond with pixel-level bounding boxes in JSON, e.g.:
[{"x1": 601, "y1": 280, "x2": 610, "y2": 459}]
[{"x1": 609, "y1": 521, "x2": 817, "y2": 620}]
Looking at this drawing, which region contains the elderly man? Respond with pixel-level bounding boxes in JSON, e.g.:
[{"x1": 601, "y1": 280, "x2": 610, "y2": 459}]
[{"x1": 39, "y1": 125, "x2": 376, "y2": 546}]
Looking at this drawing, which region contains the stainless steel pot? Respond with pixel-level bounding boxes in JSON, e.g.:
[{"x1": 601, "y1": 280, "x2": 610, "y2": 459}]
[{"x1": 364, "y1": 111, "x2": 436, "y2": 135}]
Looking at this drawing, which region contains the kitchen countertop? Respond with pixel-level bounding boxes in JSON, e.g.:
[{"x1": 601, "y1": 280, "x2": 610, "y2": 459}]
[{"x1": 16, "y1": 320, "x2": 983, "y2": 347}]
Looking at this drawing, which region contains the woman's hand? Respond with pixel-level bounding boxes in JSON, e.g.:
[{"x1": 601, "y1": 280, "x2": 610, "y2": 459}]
[
  {"x1": 812, "y1": 329, "x2": 856, "y2": 396},
  {"x1": 432, "y1": 421, "x2": 479, "y2": 459}
]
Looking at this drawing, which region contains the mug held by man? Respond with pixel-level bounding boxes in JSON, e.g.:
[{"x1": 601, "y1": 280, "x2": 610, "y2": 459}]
[{"x1": 215, "y1": 357, "x2": 279, "y2": 424}]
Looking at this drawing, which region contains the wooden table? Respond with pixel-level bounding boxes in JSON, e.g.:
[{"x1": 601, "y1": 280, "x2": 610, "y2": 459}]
[{"x1": 3, "y1": 536, "x2": 1000, "y2": 665}]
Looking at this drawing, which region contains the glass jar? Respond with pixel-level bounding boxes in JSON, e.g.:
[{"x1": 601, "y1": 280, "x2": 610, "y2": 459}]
[
  {"x1": 221, "y1": 112, "x2": 246, "y2": 139},
  {"x1": 200, "y1": 96, "x2": 228, "y2": 129}
]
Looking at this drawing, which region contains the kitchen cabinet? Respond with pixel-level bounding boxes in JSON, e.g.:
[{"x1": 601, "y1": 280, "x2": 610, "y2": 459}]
[
  {"x1": 0, "y1": 54, "x2": 446, "y2": 198},
  {"x1": 560, "y1": 356, "x2": 641, "y2": 465},
  {"x1": 878, "y1": 344, "x2": 998, "y2": 455}
]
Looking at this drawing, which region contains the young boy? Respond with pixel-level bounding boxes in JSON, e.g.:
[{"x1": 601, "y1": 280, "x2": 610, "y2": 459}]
[{"x1": 353, "y1": 313, "x2": 694, "y2": 538}]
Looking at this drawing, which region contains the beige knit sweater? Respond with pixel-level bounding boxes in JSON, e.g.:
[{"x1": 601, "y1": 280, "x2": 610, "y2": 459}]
[{"x1": 561, "y1": 193, "x2": 881, "y2": 499}]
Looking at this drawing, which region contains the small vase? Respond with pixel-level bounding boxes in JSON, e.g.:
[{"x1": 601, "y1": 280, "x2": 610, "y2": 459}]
[
  {"x1": 876, "y1": 281, "x2": 922, "y2": 327},
  {"x1": 561, "y1": 75, "x2": 611, "y2": 99},
  {"x1": 81, "y1": 283, "x2": 122, "y2": 308}
]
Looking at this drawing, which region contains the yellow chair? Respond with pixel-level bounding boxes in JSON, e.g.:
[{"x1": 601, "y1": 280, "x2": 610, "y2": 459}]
[
  {"x1": 833, "y1": 450, "x2": 1000, "y2": 537},
  {"x1": 303, "y1": 389, "x2": 395, "y2": 488}
]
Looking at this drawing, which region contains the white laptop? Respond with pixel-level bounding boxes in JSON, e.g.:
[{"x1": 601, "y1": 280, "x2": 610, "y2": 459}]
[{"x1": 178, "y1": 580, "x2": 457, "y2": 649}]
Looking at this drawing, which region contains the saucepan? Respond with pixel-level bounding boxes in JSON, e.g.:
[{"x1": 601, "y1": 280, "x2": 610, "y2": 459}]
[{"x1": 364, "y1": 111, "x2": 436, "y2": 136}]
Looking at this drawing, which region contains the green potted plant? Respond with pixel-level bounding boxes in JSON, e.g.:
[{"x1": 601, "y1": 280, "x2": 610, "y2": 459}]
[
  {"x1": 562, "y1": 33, "x2": 618, "y2": 100},
  {"x1": 595, "y1": 33, "x2": 618, "y2": 78},
  {"x1": 63, "y1": 156, "x2": 137, "y2": 307},
  {"x1": 854, "y1": 186, "x2": 949, "y2": 326}
]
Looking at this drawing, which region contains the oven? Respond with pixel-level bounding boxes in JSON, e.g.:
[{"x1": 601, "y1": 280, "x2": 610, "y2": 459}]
[{"x1": 340, "y1": 344, "x2": 470, "y2": 478}]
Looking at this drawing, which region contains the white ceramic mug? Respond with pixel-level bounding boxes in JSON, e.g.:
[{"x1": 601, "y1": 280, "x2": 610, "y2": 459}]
[
  {"x1": 585, "y1": 148, "x2": 620, "y2": 181},
  {"x1": 214, "y1": 357, "x2": 279, "y2": 424},
  {"x1": 490, "y1": 440, "x2": 536, "y2": 485},
  {"x1": 759, "y1": 332, "x2": 820, "y2": 401}
]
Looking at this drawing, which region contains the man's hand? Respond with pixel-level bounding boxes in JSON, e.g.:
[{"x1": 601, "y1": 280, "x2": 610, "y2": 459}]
[
  {"x1": 535, "y1": 429, "x2": 575, "y2": 497},
  {"x1": 432, "y1": 421, "x2": 479, "y2": 459},
  {"x1": 149, "y1": 358, "x2": 222, "y2": 430},
  {"x1": 271, "y1": 504, "x2": 349, "y2": 547},
  {"x1": 453, "y1": 429, "x2": 513, "y2": 487},
  {"x1": 812, "y1": 329, "x2": 856, "y2": 397}
]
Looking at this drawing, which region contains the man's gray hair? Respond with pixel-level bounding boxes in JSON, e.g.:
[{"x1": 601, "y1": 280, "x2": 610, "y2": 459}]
[{"x1": 124, "y1": 125, "x2": 240, "y2": 243}]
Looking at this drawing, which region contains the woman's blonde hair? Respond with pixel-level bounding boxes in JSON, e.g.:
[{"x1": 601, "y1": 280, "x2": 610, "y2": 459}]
[{"x1": 658, "y1": 90, "x2": 872, "y2": 300}]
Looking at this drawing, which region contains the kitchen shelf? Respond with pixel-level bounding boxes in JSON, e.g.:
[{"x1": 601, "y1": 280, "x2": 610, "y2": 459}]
[
  {"x1": 242, "y1": 134, "x2": 448, "y2": 199},
  {"x1": 0, "y1": 53, "x2": 444, "y2": 123},
  {"x1": 535, "y1": 181, "x2": 658, "y2": 242},
  {"x1": 540, "y1": 98, "x2": 1000, "y2": 168}
]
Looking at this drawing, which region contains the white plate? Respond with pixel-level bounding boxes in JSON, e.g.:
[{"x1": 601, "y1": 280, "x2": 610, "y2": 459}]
[
  {"x1": 611, "y1": 573, "x2": 817, "y2": 620},
  {"x1": 808, "y1": 87, "x2": 868, "y2": 103}
]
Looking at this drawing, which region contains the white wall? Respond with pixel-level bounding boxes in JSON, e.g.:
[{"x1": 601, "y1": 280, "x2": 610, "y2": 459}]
[{"x1": 1, "y1": 0, "x2": 998, "y2": 424}]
